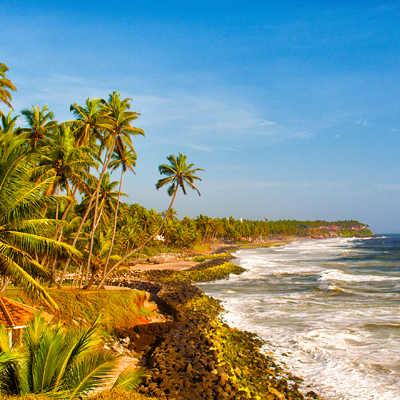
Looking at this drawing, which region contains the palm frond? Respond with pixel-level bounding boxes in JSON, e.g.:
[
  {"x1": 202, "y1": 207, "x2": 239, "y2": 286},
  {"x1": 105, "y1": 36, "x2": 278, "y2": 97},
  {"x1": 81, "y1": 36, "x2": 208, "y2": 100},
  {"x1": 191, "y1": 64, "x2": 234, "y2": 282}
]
[{"x1": 112, "y1": 367, "x2": 149, "y2": 391}]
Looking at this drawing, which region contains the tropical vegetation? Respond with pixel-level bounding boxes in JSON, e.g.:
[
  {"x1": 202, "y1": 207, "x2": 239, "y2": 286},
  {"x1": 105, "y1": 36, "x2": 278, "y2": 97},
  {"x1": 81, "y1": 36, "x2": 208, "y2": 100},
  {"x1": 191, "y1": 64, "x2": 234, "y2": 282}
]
[
  {"x1": 0, "y1": 62, "x2": 372, "y2": 302},
  {"x1": 0, "y1": 313, "x2": 147, "y2": 398}
]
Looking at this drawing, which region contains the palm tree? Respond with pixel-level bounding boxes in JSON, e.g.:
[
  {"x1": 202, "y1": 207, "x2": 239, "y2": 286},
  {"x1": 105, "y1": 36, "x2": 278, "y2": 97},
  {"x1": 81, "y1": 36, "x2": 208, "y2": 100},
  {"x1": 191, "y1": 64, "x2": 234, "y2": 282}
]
[
  {"x1": 0, "y1": 135, "x2": 80, "y2": 308},
  {"x1": 21, "y1": 104, "x2": 58, "y2": 149},
  {"x1": 32, "y1": 125, "x2": 98, "y2": 286},
  {"x1": 69, "y1": 97, "x2": 108, "y2": 147},
  {"x1": 33, "y1": 124, "x2": 97, "y2": 199},
  {"x1": 0, "y1": 63, "x2": 17, "y2": 116},
  {"x1": 97, "y1": 153, "x2": 203, "y2": 287},
  {"x1": 85, "y1": 92, "x2": 144, "y2": 276},
  {"x1": 0, "y1": 313, "x2": 148, "y2": 397}
]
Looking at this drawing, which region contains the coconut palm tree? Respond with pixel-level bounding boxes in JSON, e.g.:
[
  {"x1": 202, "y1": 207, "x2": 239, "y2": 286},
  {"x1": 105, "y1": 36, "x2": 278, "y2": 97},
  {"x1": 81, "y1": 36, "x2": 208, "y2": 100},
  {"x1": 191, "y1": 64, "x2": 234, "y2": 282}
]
[
  {"x1": 32, "y1": 125, "x2": 98, "y2": 286},
  {"x1": 86, "y1": 92, "x2": 144, "y2": 276},
  {"x1": 97, "y1": 153, "x2": 203, "y2": 287},
  {"x1": 0, "y1": 135, "x2": 80, "y2": 307},
  {"x1": 0, "y1": 63, "x2": 17, "y2": 116},
  {"x1": 33, "y1": 124, "x2": 97, "y2": 199},
  {"x1": 69, "y1": 97, "x2": 108, "y2": 147},
  {"x1": 20, "y1": 104, "x2": 58, "y2": 149}
]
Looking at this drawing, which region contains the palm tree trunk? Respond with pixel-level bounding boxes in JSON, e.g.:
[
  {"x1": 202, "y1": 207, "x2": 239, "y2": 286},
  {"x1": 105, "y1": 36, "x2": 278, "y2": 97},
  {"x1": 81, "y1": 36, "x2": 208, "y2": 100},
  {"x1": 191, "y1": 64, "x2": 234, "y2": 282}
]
[
  {"x1": 85, "y1": 142, "x2": 115, "y2": 281},
  {"x1": 54, "y1": 185, "x2": 78, "y2": 241},
  {"x1": 96, "y1": 188, "x2": 178, "y2": 289},
  {"x1": 59, "y1": 150, "x2": 113, "y2": 287},
  {"x1": 48, "y1": 256, "x2": 58, "y2": 288},
  {"x1": 89, "y1": 169, "x2": 124, "y2": 290}
]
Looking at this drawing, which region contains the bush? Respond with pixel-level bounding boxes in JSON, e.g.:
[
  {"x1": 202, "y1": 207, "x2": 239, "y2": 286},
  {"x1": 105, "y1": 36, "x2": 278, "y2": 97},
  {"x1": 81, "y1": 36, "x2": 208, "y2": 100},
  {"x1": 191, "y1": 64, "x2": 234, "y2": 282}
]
[{"x1": 142, "y1": 247, "x2": 154, "y2": 257}]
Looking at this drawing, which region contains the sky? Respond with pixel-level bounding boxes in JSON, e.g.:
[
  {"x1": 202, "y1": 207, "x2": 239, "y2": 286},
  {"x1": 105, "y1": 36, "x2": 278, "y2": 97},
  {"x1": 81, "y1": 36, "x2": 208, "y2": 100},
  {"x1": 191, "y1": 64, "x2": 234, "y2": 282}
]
[{"x1": 2, "y1": 1, "x2": 400, "y2": 233}]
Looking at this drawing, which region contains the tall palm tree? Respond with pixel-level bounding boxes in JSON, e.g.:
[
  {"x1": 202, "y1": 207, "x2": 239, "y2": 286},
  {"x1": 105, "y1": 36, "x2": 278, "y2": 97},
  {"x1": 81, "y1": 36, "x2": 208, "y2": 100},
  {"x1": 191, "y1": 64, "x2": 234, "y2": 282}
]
[
  {"x1": 20, "y1": 104, "x2": 58, "y2": 149},
  {"x1": 97, "y1": 153, "x2": 203, "y2": 287},
  {"x1": 32, "y1": 125, "x2": 98, "y2": 286},
  {"x1": 0, "y1": 135, "x2": 80, "y2": 308},
  {"x1": 85, "y1": 92, "x2": 144, "y2": 275},
  {"x1": 0, "y1": 63, "x2": 17, "y2": 116},
  {"x1": 58, "y1": 97, "x2": 112, "y2": 286}
]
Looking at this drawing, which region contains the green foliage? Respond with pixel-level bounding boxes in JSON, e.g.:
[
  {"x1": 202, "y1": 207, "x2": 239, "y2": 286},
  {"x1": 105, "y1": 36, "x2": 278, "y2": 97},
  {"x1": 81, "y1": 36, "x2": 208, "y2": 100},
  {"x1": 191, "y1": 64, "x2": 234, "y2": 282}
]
[
  {"x1": 112, "y1": 368, "x2": 149, "y2": 391},
  {"x1": 186, "y1": 293, "x2": 223, "y2": 318},
  {"x1": 142, "y1": 247, "x2": 153, "y2": 257},
  {"x1": 0, "y1": 314, "x2": 119, "y2": 398},
  {"x1": 159, "y1": 262, "x2": 246, "y2": 283}
]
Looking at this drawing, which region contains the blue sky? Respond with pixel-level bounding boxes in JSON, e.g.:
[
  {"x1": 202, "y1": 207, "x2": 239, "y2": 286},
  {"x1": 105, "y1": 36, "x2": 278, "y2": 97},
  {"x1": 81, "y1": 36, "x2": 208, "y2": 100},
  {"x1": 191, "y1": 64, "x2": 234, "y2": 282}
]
[{"x1": 2, "y1": 1, "x2": 400, "y2": 233}]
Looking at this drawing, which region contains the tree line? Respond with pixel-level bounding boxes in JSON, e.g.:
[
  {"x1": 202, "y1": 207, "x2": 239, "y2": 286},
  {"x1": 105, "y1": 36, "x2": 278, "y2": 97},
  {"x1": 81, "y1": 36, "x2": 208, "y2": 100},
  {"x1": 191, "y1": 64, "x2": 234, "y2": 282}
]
[{"x1": 0, "y1": 63, "x2": 371, "y2": 306}]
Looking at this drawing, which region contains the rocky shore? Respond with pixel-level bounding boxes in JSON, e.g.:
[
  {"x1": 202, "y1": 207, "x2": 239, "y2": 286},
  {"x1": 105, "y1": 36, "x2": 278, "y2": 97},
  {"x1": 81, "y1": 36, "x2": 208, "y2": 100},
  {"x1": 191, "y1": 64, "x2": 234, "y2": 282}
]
[{"x1": 106, "y1": 256, "x2": 322, "y2": 400}]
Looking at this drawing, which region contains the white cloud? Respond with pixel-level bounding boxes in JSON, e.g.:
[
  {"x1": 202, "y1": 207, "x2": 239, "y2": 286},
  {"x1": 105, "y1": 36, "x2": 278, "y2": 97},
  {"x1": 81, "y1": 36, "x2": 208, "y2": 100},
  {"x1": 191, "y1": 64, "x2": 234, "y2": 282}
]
[
  {"x1": 290, "y1": 131, "x2": 314, "y2": 139},
  {"x1": 260, "y1": 120, "x2": 276, "y2": 126},
  {"x1": 186, "y1": 144, "x2": 214, "y2": 152}
]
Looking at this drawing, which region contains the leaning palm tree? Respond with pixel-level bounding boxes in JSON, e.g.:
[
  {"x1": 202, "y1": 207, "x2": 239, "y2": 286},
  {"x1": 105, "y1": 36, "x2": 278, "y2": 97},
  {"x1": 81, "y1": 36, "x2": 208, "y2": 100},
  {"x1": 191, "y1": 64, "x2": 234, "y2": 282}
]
[
  {"x1": 0, "y1": 135, "x2": 80, "y2": 307},
  {"x1": 97, "y1": 153, "x2": 203, "y2": 287},
  {"x1": 0, "y1": 63, "x2": 17, "y2": 116}
]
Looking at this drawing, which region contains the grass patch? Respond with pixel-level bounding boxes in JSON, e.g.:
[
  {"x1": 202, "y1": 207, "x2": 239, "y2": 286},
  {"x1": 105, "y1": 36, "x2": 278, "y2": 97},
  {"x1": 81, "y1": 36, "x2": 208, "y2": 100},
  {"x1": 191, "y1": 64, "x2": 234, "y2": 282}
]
[
  {"x1": 192, "y1": 253, "x2": 232, "y2": 262},
  {"x1": 159, "y1": 262, "x2": 246, "y2": 283},
  {"x1": 191, "y1": 244, "x2": 210, "y2": 253},
  {"x1": 3, "y1": 289, "x2": 154, "y2": 333}
]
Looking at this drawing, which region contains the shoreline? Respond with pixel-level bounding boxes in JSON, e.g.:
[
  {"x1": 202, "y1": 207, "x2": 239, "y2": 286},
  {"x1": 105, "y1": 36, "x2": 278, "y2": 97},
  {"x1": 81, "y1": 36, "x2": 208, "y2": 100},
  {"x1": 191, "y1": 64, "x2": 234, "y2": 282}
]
[{"x1": 104, "y1": 241, "x2": 323, "y2": 399}]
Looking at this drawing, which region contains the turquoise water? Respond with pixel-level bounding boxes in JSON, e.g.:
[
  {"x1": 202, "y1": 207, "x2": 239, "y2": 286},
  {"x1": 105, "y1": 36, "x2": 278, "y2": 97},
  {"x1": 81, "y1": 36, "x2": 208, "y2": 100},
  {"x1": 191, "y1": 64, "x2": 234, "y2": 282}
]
[{"x1": 198, "y1": 236, "x2": 400, "y2": 400}]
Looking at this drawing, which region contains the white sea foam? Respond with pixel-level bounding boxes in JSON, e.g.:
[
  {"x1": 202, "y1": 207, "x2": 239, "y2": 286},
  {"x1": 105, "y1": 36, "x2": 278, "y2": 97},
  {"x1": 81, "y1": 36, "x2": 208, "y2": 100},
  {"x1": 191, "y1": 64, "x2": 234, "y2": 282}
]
[
  {"x1": 198, "y1": 237, "x2": 400, "y2": 400},
  {"x1": 319, "y1": 269, "x2": 400, "y2": 283}
]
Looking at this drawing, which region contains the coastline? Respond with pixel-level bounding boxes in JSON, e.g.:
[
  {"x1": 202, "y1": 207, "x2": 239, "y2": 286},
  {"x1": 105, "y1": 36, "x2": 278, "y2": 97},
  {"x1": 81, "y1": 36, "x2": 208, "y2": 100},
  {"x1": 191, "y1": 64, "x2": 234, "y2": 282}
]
[{"x1": 104, "y1": 240, "x2": 323, "y2": 400}]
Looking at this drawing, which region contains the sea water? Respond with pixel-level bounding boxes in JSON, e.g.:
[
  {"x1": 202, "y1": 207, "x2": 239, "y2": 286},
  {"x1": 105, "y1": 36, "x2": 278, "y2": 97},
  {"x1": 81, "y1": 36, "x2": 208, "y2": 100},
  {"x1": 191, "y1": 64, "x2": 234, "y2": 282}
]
[{"x1": 198, "y1": 236, "x2": 400, "y2": 400}]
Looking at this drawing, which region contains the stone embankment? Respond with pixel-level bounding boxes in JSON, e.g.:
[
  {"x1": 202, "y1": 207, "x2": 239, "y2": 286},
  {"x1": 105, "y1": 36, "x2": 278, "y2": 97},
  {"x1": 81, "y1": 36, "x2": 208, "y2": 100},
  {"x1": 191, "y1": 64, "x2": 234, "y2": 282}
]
[{"x1": 109, "y1": 264, "x2": 320, "y2": 400}]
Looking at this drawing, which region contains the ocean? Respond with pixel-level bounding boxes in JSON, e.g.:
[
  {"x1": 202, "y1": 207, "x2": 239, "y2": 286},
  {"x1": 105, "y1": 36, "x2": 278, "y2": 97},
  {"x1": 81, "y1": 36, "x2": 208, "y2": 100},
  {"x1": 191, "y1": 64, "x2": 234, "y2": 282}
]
[{"x1": 198, "y1": 235, "x2": 400, "y2": 400}]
